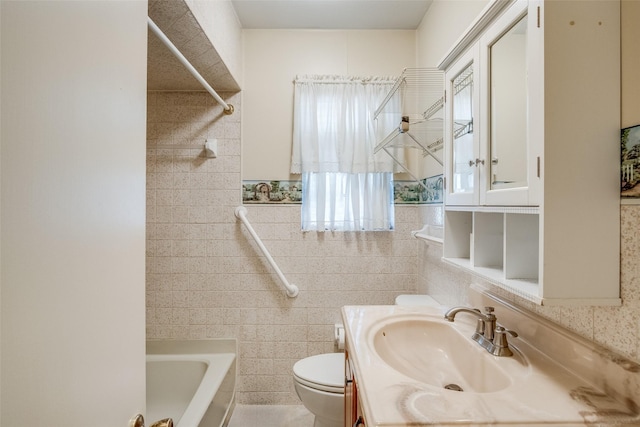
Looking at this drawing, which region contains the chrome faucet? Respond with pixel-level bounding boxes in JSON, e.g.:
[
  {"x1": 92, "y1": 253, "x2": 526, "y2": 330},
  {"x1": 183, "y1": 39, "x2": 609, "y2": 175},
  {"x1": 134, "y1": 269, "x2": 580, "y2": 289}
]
[{"x1": 444, "y1": 306, "x2": 518, "y2": 357}]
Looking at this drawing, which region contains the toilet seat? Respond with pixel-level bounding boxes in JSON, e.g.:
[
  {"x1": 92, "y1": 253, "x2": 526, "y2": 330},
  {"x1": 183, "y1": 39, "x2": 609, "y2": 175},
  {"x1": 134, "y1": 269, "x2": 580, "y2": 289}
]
[{"x1": 293, "y1": 353, "x2": 344, "y2": 394}]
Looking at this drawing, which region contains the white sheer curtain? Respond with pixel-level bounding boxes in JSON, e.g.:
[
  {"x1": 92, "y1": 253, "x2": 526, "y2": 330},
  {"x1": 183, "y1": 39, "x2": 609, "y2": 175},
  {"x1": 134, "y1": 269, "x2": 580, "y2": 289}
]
[
  {"x1": 292, "y1": 75, "x2": 396, "y2": 231},
  {"x1": 301, "y1": 172, "x2": 394, "y2": 231}
]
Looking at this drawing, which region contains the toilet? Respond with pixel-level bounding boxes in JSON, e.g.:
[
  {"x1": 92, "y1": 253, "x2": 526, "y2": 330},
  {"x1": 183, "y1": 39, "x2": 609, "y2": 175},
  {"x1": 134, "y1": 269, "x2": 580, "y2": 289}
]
[
  {"x1": 293, "y1": 352, "x2": 345, "y2": 427},
  {"x1": 292, "y1": 295, "x2": 442, "y2": 427},
  {"x1": 393, "y1": 294, "x2": 443, "y2": 307}
]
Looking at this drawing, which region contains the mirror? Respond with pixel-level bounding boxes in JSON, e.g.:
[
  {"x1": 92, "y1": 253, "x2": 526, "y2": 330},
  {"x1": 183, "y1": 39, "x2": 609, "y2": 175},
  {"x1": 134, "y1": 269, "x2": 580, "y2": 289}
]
[
  {"x1": 452, "y1": 63, "x2": 475, "y2": 194},
  {"x1": 489, "y1": 16, "x2": 528, "y2": 189}
]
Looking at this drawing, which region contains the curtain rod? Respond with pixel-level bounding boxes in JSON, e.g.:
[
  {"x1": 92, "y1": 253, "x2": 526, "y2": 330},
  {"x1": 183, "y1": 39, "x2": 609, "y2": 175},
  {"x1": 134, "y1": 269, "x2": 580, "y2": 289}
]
[{"x1": 147, "y1": 17, "x2": 234, "y2": 115}]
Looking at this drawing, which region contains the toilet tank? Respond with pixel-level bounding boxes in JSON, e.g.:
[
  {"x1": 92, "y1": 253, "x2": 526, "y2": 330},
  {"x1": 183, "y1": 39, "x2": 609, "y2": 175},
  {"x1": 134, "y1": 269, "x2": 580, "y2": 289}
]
[{"x1": 394, "y1": 294, "x2": 442, "y2": 307}]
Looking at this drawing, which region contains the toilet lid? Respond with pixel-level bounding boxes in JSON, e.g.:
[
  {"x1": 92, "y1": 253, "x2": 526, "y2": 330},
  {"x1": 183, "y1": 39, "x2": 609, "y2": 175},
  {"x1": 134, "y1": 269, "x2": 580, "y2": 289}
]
[{"x1": 293, "y1": 353, "x2": 344, "y2": 392}]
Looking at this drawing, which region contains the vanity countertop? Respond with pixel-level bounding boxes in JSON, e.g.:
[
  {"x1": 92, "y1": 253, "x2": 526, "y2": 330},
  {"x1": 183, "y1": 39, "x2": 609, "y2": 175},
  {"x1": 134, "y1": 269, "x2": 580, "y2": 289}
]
[{"x1": 341, "y1": 304, "x2": 640, "y2": 426}]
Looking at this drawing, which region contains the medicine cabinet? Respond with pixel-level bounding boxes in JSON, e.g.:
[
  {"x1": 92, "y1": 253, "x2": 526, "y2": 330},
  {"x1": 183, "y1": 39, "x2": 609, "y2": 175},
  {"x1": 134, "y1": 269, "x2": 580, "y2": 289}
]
[
  {"x1": 439, "y1": 0, "x2": 621, "y2": 305},
  {"x1": 444, "y1": 48, "x2": 479, "y2": 205},
  {"x1": 489, "y1": 15, "x2": 528, "y2": 192},
  {"x1": 443, "y1": 0, "x2": 539, "y2": 206}
]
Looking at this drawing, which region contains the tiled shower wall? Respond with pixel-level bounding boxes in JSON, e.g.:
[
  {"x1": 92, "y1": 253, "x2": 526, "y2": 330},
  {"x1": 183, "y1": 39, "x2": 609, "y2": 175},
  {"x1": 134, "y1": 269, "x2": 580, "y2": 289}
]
[
  {"x1": 417, "y1": 205, "x2": 640, "y2": 364},
  {"x1": 146, "y1": 91, "x2": 421, "y2": 404}
]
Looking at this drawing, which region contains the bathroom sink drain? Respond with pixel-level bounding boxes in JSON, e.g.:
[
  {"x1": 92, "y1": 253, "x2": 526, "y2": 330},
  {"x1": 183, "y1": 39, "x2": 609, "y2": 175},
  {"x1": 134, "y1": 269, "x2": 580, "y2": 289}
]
[{"x1": 444, "y1": 383, "x2": 464, "y2": 392}]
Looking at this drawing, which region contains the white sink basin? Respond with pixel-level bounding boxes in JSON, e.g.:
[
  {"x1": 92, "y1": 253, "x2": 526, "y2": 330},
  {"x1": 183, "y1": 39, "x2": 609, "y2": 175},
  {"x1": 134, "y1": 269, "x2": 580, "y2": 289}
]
[
  {"x1": 344, "y1": 305, "x2": 640, "y2": 426},
  {"x1": 369, "y1": 315, "x2": 521, "y2": 393}
]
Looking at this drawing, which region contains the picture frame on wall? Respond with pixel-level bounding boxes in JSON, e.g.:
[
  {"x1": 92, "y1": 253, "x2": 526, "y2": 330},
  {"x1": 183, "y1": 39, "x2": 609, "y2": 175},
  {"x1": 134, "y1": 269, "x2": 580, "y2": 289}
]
[{"x1": 621, "y1": 124, "x2": 640, "y2": 200}]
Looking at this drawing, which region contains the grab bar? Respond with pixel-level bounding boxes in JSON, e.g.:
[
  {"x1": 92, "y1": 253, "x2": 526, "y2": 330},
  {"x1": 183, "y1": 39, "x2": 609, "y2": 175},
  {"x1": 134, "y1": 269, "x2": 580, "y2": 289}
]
[{"x1": 234, "y1": 206, "x2": 299, "y2": 298}]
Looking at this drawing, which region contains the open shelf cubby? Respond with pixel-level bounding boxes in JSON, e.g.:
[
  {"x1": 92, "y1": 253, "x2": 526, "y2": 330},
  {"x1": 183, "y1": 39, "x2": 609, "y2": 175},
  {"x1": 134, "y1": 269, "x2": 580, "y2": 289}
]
[{"x1": 443, "y1": 207, "x2": 540, "y2": 303}]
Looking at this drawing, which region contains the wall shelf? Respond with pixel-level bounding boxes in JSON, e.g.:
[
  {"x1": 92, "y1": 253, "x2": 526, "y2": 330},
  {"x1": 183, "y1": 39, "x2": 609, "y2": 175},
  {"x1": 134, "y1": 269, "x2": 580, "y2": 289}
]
[
  {"x1": 411, "y1": 225, "x2": 444, "y2": 244},
  {"x1": 373, "y1": 68, "x2": 444, "y2": 188},
  {"x1": 443, "y1": 208, "x2": 541, "y2": 304}
]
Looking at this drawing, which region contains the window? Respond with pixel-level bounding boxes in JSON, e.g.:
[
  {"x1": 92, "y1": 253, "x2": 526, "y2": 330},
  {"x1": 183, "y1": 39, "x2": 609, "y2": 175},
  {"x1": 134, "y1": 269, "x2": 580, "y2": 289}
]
[
  {"x1": 302, "y1": 172, "x2": 394, "y2": 231},
  {"x1": 292, "y1": 75, "x2": 397, "y2": 231}
]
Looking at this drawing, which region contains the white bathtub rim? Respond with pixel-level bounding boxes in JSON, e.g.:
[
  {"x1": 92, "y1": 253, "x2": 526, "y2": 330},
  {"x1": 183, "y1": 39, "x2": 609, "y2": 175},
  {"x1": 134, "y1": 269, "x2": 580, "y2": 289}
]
[{"x1": 147, "y1": 353, "x2": 236, "y2": 427}]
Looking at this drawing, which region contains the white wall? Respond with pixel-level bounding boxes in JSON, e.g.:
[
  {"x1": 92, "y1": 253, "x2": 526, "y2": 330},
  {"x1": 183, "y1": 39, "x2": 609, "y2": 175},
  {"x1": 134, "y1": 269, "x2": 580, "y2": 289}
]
[
  {"x1": 416, "y1": 0, "x2": 489, "y2": 68},
  {"x1": 242, "y1": 29, "x2": 416, "y2": 180},
  {"x1": 186, "y1": 0, "x2": 243, "y2": 86},
  {"x1": 1, "y1": 1, "x2": 147, "y2": 425}
]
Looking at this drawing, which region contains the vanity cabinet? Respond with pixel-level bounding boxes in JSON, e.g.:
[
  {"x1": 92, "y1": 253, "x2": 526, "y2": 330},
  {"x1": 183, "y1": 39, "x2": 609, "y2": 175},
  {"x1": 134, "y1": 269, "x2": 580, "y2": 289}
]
[
  {"x1": 344, "y1": 350, "x2": 366, "y2": 427},
  {"x1": 439, "y1": 0, "x2": 620, "y2": 305}
]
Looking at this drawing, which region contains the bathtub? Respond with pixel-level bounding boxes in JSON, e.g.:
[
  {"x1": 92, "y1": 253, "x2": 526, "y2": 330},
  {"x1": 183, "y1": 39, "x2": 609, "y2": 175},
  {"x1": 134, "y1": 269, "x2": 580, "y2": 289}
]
[{"x1": 146, "y1": 340, "x2": 237, "y2": 427}]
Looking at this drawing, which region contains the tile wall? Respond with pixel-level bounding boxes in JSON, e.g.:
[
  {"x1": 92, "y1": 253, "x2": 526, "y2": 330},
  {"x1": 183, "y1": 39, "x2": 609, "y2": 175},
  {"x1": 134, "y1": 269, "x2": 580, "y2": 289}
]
[
  {"x1": 146, "y1": 91, "x2": 422, "y2": 404},
  {"x1": 418, "y1": 205, "x2": 640, "y2": 364}
]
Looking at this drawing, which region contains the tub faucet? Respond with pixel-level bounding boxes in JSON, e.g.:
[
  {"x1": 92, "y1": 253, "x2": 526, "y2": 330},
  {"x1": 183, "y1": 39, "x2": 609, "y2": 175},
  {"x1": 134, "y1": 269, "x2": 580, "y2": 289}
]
[{"x1": 444, "y1": 306, "x2": 517, "y2": 356}]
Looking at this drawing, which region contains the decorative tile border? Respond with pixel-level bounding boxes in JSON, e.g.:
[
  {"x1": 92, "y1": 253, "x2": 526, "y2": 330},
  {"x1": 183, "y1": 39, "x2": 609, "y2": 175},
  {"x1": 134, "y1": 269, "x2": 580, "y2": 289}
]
[
  {"x1": 243, "y1": 180, "x2": 302, "y2": 204},
  {"x1": 422, "y1": 174, "x2": 444, "y2": 204},
  {"x1": 394, "y1": 175, "x2": 443, "y2": 204},
  {"x1": 241, "y1": 175, "x2": 444, "y2": 205}
]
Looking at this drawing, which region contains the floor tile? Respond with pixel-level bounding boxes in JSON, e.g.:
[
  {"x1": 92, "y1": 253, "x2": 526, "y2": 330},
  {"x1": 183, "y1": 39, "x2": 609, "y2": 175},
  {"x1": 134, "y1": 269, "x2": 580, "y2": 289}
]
[{"x1": 227, "y1": 404, "x2": 314, "y2": 427}]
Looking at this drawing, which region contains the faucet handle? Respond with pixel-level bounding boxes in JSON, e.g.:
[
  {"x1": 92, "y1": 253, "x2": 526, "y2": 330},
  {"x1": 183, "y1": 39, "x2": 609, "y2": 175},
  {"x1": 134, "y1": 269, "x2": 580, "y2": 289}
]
[
  {"x1": 491, "y1": 326, "x2": 518, "y2": 357},
  {"x1": 496, "y1": 325, "x2": 518, "y2": 338},
  {"x1": 483, "y1": 307, "x2": 496, "y2": 321}
]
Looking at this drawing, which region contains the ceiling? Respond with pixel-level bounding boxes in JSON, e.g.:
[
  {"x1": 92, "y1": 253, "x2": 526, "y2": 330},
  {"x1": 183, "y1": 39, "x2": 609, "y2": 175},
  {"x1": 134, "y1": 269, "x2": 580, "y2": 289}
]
[
  {"x1": 231, "y1": 0, "x2": 433, "y2": 30},
  {"x1": 147, "y1": 0, "x2": 432, "y2": 92}
]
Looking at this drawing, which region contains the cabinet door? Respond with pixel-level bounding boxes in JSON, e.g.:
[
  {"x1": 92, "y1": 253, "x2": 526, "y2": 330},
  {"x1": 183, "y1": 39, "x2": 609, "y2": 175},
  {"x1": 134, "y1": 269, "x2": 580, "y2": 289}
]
[
  {"x1": 444, "y1": 46, "x2": 481, "y2": 205},
  {"x1": 345, "y1": 352, "x2": 356, "y2": 427},
  {"x1": 479, "y1": 0, "x2": 541, "y2": 205}
]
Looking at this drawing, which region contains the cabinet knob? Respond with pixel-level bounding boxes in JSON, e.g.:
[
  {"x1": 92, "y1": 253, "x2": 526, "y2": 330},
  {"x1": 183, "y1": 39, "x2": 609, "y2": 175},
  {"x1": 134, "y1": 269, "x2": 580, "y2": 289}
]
[{"x1": 469, "y1": 158, "x2": 485, "y2": 167}]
